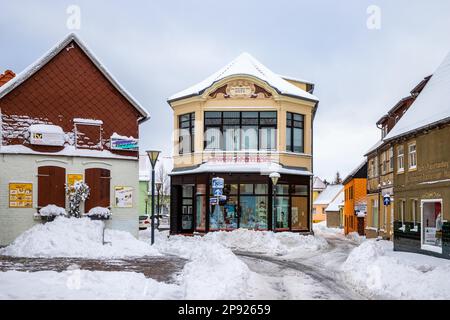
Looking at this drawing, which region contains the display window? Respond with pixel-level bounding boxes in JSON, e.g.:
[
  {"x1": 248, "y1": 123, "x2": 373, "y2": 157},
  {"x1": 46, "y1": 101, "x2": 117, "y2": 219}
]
[{"x1": 421, "y1": 200, "x2": 443, "y2": 253}]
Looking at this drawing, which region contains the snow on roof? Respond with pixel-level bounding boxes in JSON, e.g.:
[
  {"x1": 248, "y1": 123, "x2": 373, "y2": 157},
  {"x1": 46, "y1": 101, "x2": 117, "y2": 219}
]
[
  {"x1": 168, "y1": 52, "x2": 319, "y2": 103},
  {"x1": 325, "y1": 190, "x2": 344, "y2": 212},
  {"x1": 313, "y1": 184, "x2": 344, "y2": 206},
  {"x1": 73, "y1": 118, "x2": 104, "y2": 125},
  {"x1": 28, "y1": 124, "x2": 64, "y2": 134},
  {"x1": 343, "y1": 159, "x2": 367, "y2": 184},
  {"x1": 313, "y1": 176, "x2": 326, "y2": 190},
  {"x1": 170, "y1": 162, "x2": 312, "y2": 177},
  {"x1": 384, "y1": 51, "x2": 450, "y2": 141},
  {"x1": 0, "y1": 33, "x2": 149, "y2": 121},
  {"x1": 364, "y1": 139, "x2": 384, "y2": 156},
  {"x1": 278, "y1": 74, "x2": 314, "y2": 86}
]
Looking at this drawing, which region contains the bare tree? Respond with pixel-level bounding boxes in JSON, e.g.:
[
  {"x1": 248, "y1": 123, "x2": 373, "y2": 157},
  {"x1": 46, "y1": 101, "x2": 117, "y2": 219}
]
[{"x1": 155, "y1": 163, "x2": 170, "y2": 217}]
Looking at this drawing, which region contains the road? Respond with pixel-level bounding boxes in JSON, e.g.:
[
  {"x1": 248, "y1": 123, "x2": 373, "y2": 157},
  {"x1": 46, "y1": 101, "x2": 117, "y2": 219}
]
[{"x1": 235, "y1": 232, "x2": 382, "y2": 300}]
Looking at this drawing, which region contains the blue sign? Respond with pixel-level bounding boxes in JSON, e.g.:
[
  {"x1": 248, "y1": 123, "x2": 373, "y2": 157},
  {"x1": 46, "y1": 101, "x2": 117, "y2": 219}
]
[
  {"x1": 213, "y1": 188, "x2": 223, "y2": 196},
  {"x1": 212, "y1": 177, "x2": 224, "y2": 189},
  {"x1": 383, "y1": 195, "x2": 391, "y2": 206},
  {"x1": 210, "y1": 198, "x2": 218, "y2": 205}
]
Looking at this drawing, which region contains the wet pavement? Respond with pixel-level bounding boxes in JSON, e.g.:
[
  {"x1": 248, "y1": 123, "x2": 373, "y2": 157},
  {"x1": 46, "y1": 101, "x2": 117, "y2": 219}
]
[{"x1": 0, "y1": 255, "x2": 187, "y2": 282}]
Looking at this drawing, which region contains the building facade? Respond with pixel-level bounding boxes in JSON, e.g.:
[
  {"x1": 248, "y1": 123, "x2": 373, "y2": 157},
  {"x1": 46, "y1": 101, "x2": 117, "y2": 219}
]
[
  {"x1": 167, "y1": 53, "x2": 319, "y2": 234},
  {"x1": 343, "y1": 161, "x2": 368, "y2": 235},
  {"x1": 313, "y1": 176, "x2": 326, "y2": 201},
  {"x1": 0, "y1": 34, "x2": 149, "y2": 245},
  {"x1": 365, "y1": 76, "x2": 430, "y2": 239},
  {"x1": 312, "y1": 184, "x2": 343, "y2": 223}
]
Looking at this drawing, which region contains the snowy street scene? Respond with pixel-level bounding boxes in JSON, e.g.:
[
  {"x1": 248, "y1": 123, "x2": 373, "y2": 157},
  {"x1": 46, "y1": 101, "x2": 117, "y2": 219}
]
[{"x1": 1, "y1": 0, "x2": 450, "y2": 307}]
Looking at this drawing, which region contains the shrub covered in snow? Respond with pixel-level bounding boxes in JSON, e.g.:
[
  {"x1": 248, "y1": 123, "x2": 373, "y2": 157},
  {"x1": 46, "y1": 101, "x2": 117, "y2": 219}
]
[
  {"x1": 39, "y1": 205, "x2": 67, "y2": 218},
  {"x1": 0, "y1": 217, "x2": 160, "y2": 258},
  {"x1": 86, "y1": 207, "x2": 111, "y2": 220},
  {"x1": 66, "y1": 181, "x2": 90, "y2": 218}
]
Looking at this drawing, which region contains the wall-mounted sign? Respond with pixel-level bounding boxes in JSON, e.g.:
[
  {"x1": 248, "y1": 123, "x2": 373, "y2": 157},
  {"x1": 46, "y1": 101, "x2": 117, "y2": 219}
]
[
  {"x1": 67, "y1": 174, "x2": 83, "y2": 187},
  {"x1": 229, "y1": 86, "x2": 252, "y2": 97},
  {"x1": 212, "y1": 177, "x2": 224, "y2": 189},
  {"x1": 29, "y1": 124, "x2": 65, "y2": 146},
  {"x1": 114, "y1": 186, "x2": 133, "y2": 208},
  {"x1": 111, "y1": 136, "x2": 139, "y2": 151},
  {"x1": 9, "y1": 183, "x2": 33, "y2": 208},
  {"x1": 383, "y1": 195, "x2": 391, "y2": 206}
]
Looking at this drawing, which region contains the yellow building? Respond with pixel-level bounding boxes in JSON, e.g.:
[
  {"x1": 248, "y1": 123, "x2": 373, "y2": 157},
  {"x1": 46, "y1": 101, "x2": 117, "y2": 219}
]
[
  {"x1": 313, "y1": 176, "x2": 326, "y2": 201},
  {"x1": 167, "y1": 53, "x2": 319, "y2": 234}
]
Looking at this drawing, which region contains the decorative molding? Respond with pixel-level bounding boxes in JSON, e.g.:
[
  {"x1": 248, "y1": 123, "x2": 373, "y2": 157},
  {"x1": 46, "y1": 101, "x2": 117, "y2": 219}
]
[
  {"x1": 208, "y1": 80, "x2": 272, "y2": 100},
  {"x1": 35, "y1": 158, "x2": 69, "y2": 164},
  {"x1": 82, "y1": 160, "x2": 112, "y2": 167}
]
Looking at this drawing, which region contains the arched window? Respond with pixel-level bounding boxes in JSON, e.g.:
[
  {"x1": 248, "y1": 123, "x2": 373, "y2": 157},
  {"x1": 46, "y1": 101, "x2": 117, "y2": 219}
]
[
  {"x1": 38, "y1": 166, "x2": 66, "y2": 208},
  {"x1": 85, "y1": 168, "x2": 111, "y2": 211}
]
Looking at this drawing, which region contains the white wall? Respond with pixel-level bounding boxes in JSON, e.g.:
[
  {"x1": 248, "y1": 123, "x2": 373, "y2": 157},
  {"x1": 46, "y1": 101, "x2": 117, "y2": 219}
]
[{"x1": 0, "y1": 153, "x2": 139, "y2": 246}]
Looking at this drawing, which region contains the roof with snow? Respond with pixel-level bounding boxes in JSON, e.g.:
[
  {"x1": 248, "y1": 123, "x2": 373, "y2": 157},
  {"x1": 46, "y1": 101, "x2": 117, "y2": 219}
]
[
  {"x1": 168, "y1": 52, "x2": 319, "y2": 103},
  {"x1": 313, "y1": 176, "x2": 327, "y2": 190},
  {"x1": 384, "y1": 52, "x2": 450, "y2": 141},
  {"x1": 325, "y1": 190, "x2": 344, "y2": 212},
  {"x1": 343, "y1": 160, "x2": 367, "y2": 185},
  {"x1": 0, "y1": 33, "x2": 149, "y2": 121},
  {"x1": 313, "y1": 184, "x2": 343, "y2": 206}
]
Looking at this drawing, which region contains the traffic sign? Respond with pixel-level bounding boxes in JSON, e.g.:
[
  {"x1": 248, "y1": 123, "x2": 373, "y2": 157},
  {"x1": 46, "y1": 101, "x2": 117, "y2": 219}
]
[
  {"x1": 210, "y1": 198, "x2": 218, "y2": 205},
  {"x1": 213, "y1": 188, "x2": 223, "y2": 196},
  {"x1": 212, "y1": 177, "x2": 224, "y2": 189},
  {"x1": 383, "y1": 195, "x2": 391, "y2": 206}
]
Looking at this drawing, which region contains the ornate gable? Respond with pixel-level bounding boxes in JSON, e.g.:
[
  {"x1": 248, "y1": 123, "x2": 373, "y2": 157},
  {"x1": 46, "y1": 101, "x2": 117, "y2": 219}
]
[{"x1": 208, "y1": 80, "x2": 272, "y2": 100}]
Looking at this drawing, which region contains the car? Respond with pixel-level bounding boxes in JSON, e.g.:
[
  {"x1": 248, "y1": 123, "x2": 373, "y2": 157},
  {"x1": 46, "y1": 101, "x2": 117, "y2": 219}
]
[{"x1": 139, "y1": 215, "x2": 151, "y2": 230}]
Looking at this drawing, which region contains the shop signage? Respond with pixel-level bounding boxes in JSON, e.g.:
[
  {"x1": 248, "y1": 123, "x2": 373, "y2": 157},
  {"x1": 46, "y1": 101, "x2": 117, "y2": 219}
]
[
  {"x1": 67, "y1": 174, "x2": 83, "y2": 187},
  {"x1": 208, "y1": 155, "x2": 271, "y2": 164},
  {"x1": 111, "y1": 137, "x2": 139, "y2": 151},
  {"x1": 114, "y1": 186, "x2": 133, "y2": 208},
  {"x1": 212, "y1": 177, "x2": 224, "y2": 189},
  {"x1": 9, "y1": 183, "x2": 33, "y2": 208}
]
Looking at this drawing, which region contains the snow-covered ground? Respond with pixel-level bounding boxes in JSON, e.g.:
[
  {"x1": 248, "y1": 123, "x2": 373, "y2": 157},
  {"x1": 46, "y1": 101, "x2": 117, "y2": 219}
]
[{"x1": 1, "y1": 218, "x2": 450, "y2": 300}]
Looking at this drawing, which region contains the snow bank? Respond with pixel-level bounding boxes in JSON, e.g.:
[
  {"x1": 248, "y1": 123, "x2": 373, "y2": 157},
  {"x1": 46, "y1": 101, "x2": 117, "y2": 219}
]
[
  {"x1": 0, "y1": 217, "x2": 160, "y2": 258},
  {"x1": 86, "y1": 207, "x2": 111, "y2": 219},
  {"x1": 0, "y1": 270, "x2": 181, "y2": 300},
  {"x1": 39, "y1": 205, "x2": 67, "y2": 217},
  {"x1": 203, "y1": 229, "x2": 329, "y2": 256},
  {"x1": 313, "y1": 221, "x2": 344, "y2": 236},
  {"x1": 342, "y1": 240, "x2": 450, "y2": 299}
]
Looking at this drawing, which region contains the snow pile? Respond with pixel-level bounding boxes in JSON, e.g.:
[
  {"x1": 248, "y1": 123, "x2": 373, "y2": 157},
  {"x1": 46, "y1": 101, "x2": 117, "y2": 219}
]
[
  {"x1": 0, "y1": 270, "x2": 181, "y2": 300},
  {"x1": 86, "y1": 207, "x2": 111, "y2": 219},
  {"x1": 203, "y1": 229, "x2": 329, "y2": 256},
  {"x1": 313, "y1": 221, "x2": 344, "y2": 235},
  {"x1": 0, "y1": 217, "x2": 160, "y2": 258},
  {"x1": 342, "y1": 240, "x2": 450, "y2": 299},
  {"x1": 346, "y1": 232, "x2": 366, "y2": 243},
  {"x1": 39, "y1": 205, "x2": 67, "y2": 217}
]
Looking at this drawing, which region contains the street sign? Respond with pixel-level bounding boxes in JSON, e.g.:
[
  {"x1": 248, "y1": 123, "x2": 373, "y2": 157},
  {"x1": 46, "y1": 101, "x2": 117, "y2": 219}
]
[
  {"x1": 383, "y1": 195, "x2": 391, "y2": 206},
  {"x1": 210, "y1": 198, "x2": 218, "y2": 205},
  {"x1": 219, "y1": 195, "x2": 227, "y2": 201},
  {"x1": 213, "y1": 188, "x2": 223, "y2": 197},
  {"x1": 212, "y1": 177, "x2": 224, "y2": 189}
]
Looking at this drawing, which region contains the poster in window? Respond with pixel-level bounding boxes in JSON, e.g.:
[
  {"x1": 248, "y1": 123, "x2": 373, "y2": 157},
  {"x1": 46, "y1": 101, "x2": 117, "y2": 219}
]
[
  {"x1": 67, "y1": 174, "x2": 83, "y2": 187},
  {"x1": 114, "y1": 186, "x2": 133, "y2": 208},
  {"x1": 9, "y1": 183, "x2": 33, "y2": 208}
]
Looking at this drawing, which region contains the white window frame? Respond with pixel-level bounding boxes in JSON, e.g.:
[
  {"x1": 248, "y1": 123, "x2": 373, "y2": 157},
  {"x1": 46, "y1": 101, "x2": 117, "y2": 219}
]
[
  {"x1": 411, "y1": 199, "x2": 418, "y2": 232},
  {"x1": 399, "y1": 199, "x2": 406, "y2": 231},
  {"x1": 408, "y1": 142, "x2": 417, "y2": 170},
  {"x1": 389, "y1": 147, "x2": 394, "y2": 172},
  {"x1": 420, "y1": 199, "x2": 443, "y2": 254},
  {"x1": 397, "y1": 145, "x2": 405, "y2": 174},
  {"x1": 372, "y1": 199, "x2": 379, "y2": 229}
]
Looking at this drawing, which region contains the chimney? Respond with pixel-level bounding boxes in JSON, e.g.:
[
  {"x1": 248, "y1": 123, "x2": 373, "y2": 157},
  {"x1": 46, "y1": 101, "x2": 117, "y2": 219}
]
[{"x1": 0, "y1": 70, "x2": 16, "y2": 87}]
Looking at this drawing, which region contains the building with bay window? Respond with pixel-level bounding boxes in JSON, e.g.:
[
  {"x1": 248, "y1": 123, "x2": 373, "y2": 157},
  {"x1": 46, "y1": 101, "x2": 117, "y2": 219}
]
[
  {"x1": 167, "y1": 53, "x2": 319, "y2": 234},
  {"x1": 0, "y1": 34, "x2": 149, "y2": 246}
]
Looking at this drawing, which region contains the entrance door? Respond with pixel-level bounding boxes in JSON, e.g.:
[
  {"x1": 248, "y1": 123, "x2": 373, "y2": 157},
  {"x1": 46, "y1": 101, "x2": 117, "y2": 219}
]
[
  {"x1": 181, "y1": 185, "x2": 194, "y2": 232},
  {"x1": 421, "y1": 199, "x2": 443, "y2": 254}
]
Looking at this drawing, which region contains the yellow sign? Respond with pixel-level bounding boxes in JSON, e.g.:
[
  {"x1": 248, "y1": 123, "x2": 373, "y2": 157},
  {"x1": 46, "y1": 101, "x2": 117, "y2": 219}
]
[
  {"x1": 9, "y1": 183, "x2": 33, "y2": 208},
  {"x1": 67, "y1": 174, "x2": 83, "y2": 187}
]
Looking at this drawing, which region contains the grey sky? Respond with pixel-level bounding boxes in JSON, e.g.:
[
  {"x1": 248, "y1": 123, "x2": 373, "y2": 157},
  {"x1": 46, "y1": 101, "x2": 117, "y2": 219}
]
[{"x1": 1, "y1": 0, "x2": 449, "y2": 181}]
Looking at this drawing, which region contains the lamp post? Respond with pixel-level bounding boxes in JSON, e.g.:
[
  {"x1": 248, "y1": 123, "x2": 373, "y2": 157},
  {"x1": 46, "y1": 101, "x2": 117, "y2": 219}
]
[
  {"x1": 146, "y1": 150, "x2": 161, "y2": 245},
  {"x1": 269, "y1": 172, "x2": 280, "y2": 231},
  {"x1": 156, "y1": 181, "x2": 162, "y2": 229}
]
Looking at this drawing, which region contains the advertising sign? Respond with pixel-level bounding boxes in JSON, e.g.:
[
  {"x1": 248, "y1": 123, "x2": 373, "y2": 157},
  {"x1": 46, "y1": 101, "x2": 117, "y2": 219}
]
[
  {"x1": 67, "y1": 174, "x2": 83, "y2": 187},
  {"x1": 9, "y1": 183, "x2": 33, "y2": 208},
  {"x1": 111, "y1": 137, "x2": 139, "y2": 151},
  {"x1": 114, "y1": 186, "x2": 133, "y2": 208}
]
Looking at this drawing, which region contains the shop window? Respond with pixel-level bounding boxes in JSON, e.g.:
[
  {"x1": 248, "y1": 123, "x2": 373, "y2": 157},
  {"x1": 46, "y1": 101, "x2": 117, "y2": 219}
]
[
  {"x1": 75, "y1": 122, "x2": 102, "y2": 150},
  {"x1": 85, "y1": 168, "x2": 110, "y2": 212},
  {"x1": 204, "y1": 111, "x2": 277, "y2": 151},
  {"x1": 371, "y1": 199, "x2": 379, "y2": 229},
  {"x1": 408, "y1": 142, "x2": 417, "y2": 170},
  {"x1": 181, "y1": 185, "x2": 194, "y2": 231},
  {"x1": 398, "y1": 200, "x2": 406, "y2": 231},
  {"x1": 286, "y1": 112, "x2": 304, "y2": 153},
  {"x1": 291, "y1": 197, "x2": 308, "y2": 231},
  {"x1": 397, "y1": 145, "x2": 405, "y2": 173},
  {"x1": 195, "y1": 184, "x2": 207, "y2": 232},
  {"x1": 179, "y1": 113, "x2": 195, "y2": 154},
  {"x1": 421, "y1": 200, "x2": 443, "y2": 253},
  {"x1": 274, "y1": 196, "x2": 289, "y2": 230},
  {"x1": 38, "y1": 166, "x2": 66, "y2": 209}
]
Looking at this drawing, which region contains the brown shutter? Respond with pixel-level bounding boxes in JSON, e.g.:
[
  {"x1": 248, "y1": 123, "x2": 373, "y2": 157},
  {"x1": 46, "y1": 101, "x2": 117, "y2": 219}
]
[
  {"x1": 38, "y1": 166, "x2": 66, "y2": 208},
  {"x1": 85, "y1": 168, "x2": 111, "y2": 211}
]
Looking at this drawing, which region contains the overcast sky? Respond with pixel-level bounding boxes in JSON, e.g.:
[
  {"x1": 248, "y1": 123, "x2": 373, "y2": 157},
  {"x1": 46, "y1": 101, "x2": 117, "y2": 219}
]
[{"x1": 1, "y1": 0, "x2": 450, "y2": 181}]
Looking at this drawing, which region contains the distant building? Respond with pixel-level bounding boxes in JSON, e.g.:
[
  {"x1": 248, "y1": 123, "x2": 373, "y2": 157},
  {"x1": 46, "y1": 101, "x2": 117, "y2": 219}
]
[
  {"x1": 383, "y1": 51, "x2": 450, "y2": 259},
  {"x1": 343, "y1": 161, "x2": 368, "y2": 235},
  {"x1": 325, "y1": 190, "x2": 344, "y2": 228},
  {"x1": 313, "y1": 176, "x2": 327, "y2": 201},
  {"x1": 312, "y1": 184, "x2": 343, "y2": 223},
  {"x1": 138, "y1": 155, "x2": 150, "y2": 216}
]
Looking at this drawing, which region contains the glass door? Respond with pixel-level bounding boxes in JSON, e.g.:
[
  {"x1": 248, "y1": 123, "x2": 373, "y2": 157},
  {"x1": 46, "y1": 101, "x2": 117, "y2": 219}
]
[
  {"x1": 421, "y1": 200, "x2": 443, "y2": 254},
  {"x1": 181, "y1": 185, "x2": 194, "y2": 232}
]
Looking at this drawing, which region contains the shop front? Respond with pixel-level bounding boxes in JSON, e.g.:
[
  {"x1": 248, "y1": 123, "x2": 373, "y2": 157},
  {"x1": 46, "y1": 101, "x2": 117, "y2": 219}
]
[{"x1": 170, "y1": 171, "x2": 311, "y2": 234}]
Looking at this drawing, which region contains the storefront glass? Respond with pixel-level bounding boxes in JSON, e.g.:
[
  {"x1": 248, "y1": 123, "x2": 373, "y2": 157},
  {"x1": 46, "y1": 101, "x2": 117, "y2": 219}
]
[
  {"x1": 274, "y1": 196, "x2": 289, "y2": 230},
  {"x1": 182, "y1": 185, "x2": 194, "y2": 230},
  {"x1": 291, "y1": 196, "x2": 308, "y2": 231},
  {"x1": 196, "y1": 184, "x2": 207, "y2": 232},
  {"x1": 240, "y1": 195, "x2": 268, "y2": 230},
  {"x1": 422, "y1": 201, "x2": 443, "y2": 251}
]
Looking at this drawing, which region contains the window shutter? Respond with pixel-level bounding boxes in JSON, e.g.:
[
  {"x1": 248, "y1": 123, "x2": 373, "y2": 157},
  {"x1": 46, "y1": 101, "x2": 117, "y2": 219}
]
[
  {"x1": 85, "y1": 168, "x2": 111, "y2": 211},
  {"x1": 38, "y1": 166, "x2": 66, "y2": 208}
]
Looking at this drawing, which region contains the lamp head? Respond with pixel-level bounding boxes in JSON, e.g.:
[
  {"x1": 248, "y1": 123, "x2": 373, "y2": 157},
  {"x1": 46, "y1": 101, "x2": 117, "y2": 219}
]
[
  {"x1": 146, "y1": 150, "x2": 161, "y2": 168},
  {"x1": 269, "y1": 172, "x2": 281, "y2": 186}
]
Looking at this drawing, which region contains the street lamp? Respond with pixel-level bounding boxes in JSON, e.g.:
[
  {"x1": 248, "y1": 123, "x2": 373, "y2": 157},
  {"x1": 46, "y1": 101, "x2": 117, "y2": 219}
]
[
  {"x1": 270, "y1": 172, "x2": 280, "y2": 231},
  {"x1": 156, "y1": 181, "x2": 163, "y2": 228},
  {"x1": 146, "y1": 150, "x2": 161, "y2": 245}
]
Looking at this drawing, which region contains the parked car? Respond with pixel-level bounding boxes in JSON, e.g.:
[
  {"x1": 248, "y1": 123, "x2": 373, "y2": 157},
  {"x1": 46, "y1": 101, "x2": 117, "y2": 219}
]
[{"x1": 139, "y1": 215, "x2": 151, "y2": 230}]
